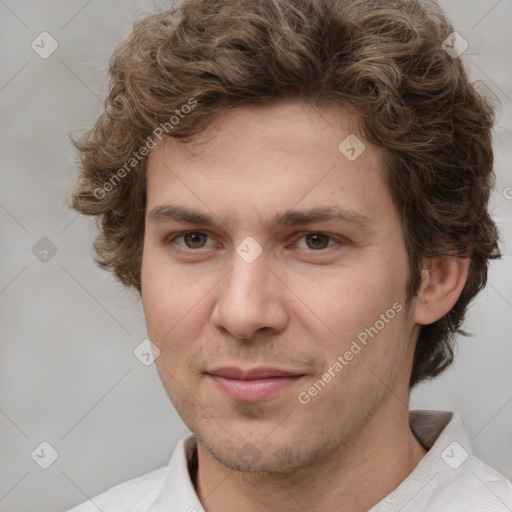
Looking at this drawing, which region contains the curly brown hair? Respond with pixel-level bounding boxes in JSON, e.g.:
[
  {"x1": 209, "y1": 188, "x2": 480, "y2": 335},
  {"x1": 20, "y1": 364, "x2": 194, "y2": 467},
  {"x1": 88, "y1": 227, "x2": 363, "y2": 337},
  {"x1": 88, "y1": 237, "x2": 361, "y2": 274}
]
[{"x1": 71, "y1": 0, "x2": 501, "y2": 388}]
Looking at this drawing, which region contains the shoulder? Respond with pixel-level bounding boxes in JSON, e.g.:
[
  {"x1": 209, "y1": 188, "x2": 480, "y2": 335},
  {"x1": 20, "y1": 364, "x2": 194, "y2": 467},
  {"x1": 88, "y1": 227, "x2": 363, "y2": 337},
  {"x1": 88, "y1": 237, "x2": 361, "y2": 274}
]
[
  {"x1": 374, "y1": 411, "x2": 512, "y2": 511},
  {"x1": 65, "y1": 466, "x2": 167, "y2": 512},
  {"x1": 427, "y1": 455, "x2": 512, "y2": 511}
]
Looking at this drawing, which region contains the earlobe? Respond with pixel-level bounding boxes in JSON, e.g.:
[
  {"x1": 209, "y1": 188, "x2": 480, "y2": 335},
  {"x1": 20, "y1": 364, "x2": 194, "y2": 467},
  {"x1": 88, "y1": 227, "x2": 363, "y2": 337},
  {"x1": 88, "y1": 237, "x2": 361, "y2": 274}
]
[{"x1": 413, "y1": 256, "x2": 470, "y2": 325}]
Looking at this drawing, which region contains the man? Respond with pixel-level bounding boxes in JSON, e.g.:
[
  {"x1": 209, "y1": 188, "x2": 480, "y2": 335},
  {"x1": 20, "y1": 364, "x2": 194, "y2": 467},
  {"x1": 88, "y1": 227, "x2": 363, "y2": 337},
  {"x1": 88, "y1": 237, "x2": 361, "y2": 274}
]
[{"x1": 67, "y1": 0, "x2": 512, "y2": 510}]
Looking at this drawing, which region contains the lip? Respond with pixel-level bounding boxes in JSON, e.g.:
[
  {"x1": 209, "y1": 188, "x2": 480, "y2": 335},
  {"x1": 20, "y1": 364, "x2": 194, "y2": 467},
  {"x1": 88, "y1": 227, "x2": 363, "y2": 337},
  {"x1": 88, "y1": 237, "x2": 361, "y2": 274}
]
[
  {"x1": 207, "y1": 366, "x2": 303, "y2": 379},
  {"x1": 206, "y1": 367, "x2": 305, "y2": 402}
]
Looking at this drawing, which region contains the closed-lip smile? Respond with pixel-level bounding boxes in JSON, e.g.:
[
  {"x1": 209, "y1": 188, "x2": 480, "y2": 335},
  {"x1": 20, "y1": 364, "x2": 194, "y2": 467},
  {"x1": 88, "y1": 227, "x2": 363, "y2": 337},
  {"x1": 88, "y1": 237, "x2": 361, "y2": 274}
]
[{"x1": 206, "y1": 366, "x2": 305, "y2": 402}]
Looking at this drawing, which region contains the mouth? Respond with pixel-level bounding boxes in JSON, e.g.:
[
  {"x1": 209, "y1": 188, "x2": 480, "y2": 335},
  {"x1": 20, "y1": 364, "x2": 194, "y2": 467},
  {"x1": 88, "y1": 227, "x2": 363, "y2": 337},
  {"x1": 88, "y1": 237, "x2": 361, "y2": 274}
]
[{"x1": 205, "y1": 366, "x2": 306, "y2": 402}]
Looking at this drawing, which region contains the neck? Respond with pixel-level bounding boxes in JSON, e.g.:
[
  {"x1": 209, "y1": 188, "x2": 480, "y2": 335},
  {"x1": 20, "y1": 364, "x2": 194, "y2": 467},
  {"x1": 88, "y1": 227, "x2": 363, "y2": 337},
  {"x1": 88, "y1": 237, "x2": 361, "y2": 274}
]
[{"x1": 193, "y1": 401, "x2": 427, "y2": 512}]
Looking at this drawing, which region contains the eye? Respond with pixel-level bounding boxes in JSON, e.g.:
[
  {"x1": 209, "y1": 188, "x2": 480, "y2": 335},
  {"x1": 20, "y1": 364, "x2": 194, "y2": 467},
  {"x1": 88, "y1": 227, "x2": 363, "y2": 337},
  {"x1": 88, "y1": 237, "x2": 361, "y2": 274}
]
[
  {"x1": 168, "y1": 231, "x2": 214, "y2": 250},
  {"x1": 294, "y1": 233, "x2": 341, "y2": 251},
  {"x1": 166, "y1": 231, "x2": 345, "y2": 254}
]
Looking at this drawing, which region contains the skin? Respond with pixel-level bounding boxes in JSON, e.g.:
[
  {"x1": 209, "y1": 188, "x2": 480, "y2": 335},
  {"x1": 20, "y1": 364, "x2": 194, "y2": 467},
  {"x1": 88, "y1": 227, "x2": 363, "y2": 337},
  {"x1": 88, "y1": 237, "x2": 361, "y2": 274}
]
[{"x1": 141, "y1": 101, "x2": 469, "y2": 512}]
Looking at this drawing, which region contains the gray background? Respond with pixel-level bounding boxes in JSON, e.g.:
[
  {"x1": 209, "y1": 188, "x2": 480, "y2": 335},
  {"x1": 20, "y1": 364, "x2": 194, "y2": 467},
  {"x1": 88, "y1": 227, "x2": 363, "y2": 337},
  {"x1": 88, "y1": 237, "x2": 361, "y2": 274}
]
[{"x1": 0, "y1": 1, "x2": 511, "y2": 511}]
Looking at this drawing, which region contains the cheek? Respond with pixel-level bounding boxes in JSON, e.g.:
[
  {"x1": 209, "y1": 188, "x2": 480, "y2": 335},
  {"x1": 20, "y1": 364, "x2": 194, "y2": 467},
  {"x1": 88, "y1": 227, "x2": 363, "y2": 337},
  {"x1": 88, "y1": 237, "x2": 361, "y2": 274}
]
[
  {"x1": 301, "y1": 275, "x2": 411, "y2": 397},
  {"x1": 143, "y1": 284, "x2": 203, "y2": 350},
  {"x1": 301, "y1": 269, "x2": 404, "y2": 336},
  {"x1": 141, "y1": 261, "x2": 213, "y2": 371},
  {"x1": 142, "y1": 249, "x2": 198, "y2": 332}
]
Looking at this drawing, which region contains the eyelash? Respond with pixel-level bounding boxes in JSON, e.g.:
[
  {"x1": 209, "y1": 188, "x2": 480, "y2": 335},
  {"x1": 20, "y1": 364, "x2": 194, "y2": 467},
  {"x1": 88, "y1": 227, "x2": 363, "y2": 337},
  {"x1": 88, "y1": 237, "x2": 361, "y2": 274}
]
[{"x1": 166, "y1": 231, "x2": 346, "y2": 254}]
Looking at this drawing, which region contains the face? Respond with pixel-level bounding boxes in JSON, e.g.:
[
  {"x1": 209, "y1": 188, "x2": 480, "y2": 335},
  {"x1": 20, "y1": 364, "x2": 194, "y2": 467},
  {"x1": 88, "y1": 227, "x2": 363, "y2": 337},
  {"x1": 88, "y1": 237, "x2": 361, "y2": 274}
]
[{"x1": 141, "y1": 101, "x2": 419, "y2": 474}]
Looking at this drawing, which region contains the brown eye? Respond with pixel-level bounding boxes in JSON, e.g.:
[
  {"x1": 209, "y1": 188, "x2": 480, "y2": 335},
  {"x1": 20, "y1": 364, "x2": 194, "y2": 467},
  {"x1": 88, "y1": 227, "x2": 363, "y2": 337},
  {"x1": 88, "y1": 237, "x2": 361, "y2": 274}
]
[
  {"x1": 304, "y1": 233, "x2": 331, "y2": 250},
  {"x1": 183, "y1": 232, "x2": 209, "y2": 249}
]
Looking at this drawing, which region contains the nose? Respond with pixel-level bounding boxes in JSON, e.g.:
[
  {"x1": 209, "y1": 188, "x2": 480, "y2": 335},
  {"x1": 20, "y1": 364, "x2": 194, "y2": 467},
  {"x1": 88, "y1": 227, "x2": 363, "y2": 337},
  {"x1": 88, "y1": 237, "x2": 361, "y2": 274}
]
[{"x1": 210, "y1": 249, "x2": 288, "y2": 340}]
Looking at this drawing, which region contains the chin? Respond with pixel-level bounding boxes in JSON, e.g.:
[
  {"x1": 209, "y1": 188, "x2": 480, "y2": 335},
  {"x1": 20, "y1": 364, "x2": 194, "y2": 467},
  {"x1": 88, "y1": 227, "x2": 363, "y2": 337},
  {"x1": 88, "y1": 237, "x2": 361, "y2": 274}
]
[{"x1": 196, "y1": 427, "x2": 330, "y2": 474}]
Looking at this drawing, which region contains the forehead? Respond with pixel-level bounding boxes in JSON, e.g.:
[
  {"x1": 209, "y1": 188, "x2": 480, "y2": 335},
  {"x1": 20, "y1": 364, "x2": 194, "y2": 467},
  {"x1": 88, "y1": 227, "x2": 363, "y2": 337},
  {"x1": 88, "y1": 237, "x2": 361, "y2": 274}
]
[
  {"x1": 145, "y1": 101, "x2": 395, "y2": 230},
  {"x1": 153, "y1": 101, "x2": 368, "y2": 163}
]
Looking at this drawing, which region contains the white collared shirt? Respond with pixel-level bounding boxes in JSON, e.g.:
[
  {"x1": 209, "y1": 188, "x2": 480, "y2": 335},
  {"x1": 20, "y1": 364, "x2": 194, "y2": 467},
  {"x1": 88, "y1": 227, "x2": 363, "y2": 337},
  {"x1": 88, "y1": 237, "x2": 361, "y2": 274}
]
[{"x1": 66, "y1": 410, "x2": 512, "y2": 511}]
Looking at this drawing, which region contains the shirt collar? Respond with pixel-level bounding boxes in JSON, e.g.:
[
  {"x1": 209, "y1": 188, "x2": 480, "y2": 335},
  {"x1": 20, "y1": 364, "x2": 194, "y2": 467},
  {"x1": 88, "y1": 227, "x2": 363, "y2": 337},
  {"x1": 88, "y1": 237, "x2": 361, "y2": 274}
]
[
  {"x1": 148, "y1": 435, "x2": 205, "y2": 512},
  {"x1": 147, "y1": 410, "x2": 468, "y2": 511}
]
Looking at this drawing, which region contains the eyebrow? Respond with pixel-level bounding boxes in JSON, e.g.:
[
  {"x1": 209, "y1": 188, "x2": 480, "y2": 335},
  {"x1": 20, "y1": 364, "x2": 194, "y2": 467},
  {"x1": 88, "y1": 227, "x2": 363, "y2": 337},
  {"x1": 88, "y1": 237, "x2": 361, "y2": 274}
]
[{"x1": 147, "y1": 204, "x2": 373, "y2": 232}]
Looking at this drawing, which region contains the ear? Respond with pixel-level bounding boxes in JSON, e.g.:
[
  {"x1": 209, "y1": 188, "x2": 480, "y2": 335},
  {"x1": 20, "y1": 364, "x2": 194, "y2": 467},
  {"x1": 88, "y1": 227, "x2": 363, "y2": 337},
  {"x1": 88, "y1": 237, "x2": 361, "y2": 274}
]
[{"x1": 413, "y1": 256, "x2": 470, "y2": 325}]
